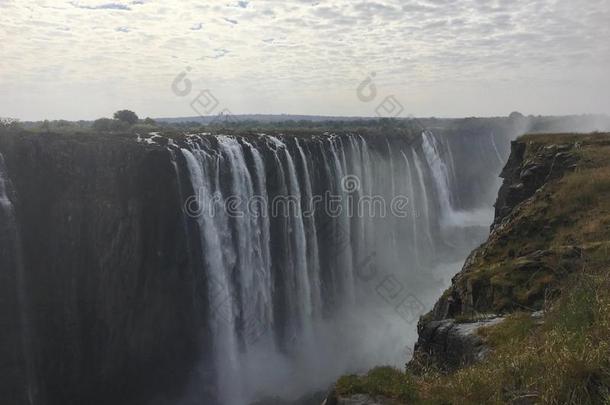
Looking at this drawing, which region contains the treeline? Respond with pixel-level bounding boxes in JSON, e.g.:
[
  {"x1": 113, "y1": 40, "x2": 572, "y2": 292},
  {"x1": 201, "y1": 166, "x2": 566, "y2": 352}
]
[
  {"x1": 1, "y1": 112, "x2": 431, "y2": 137},
  {"x1": 0, "y1": 110, "x2": 159, "y2": 135},
  {"x1": 92, "y1": 110, "x2": 157, "y2": 133},
  {"x1": 4, "y1": 111, "x2": 609, "y2": 138}
]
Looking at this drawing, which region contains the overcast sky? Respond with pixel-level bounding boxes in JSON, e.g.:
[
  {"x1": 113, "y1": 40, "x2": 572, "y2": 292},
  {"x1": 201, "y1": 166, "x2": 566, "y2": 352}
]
[{"x1": 1, "y1": 0, "x2": 609, "y2": 121}]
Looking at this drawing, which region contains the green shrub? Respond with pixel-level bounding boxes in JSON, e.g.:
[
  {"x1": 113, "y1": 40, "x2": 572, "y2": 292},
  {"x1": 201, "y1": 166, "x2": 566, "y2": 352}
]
[{"x1": 336, "y1": 367, "x2": 418, "y2": 402}]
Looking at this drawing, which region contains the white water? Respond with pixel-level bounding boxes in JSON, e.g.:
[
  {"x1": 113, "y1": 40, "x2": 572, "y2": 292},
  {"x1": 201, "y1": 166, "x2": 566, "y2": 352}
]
[
  {"x1": 176, "y1": 130, "x2": 507, "y2": 404},
  {"x1": 182, "y1": 146, "x2": 244, "y2": 404},
  {"x1": 295, "y1": 139, "x2": 323, "y2": 319},
  {"x1": 270, "y1": 136, "x2": 314, "y2": 341},
  {"x1": 422, "y1": 131, "x2": 455, "y2": 225}
]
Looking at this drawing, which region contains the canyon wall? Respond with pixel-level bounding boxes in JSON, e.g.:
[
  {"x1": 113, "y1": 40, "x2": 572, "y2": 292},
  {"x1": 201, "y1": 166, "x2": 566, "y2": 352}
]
[{"x1": 0, "y1": 122, "x2": 518, "y2": 404}]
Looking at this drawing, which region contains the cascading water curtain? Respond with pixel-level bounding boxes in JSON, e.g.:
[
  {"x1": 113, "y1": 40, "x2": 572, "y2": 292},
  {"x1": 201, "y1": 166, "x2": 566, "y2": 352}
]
[{"x1": 173, "y1": 130, "x2": 508, "y2": 403}]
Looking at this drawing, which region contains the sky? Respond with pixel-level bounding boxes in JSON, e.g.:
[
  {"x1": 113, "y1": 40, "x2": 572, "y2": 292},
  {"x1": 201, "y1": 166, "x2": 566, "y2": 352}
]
[{"x1": 0, "y1": 0, "x2": 609, "y2": 121}]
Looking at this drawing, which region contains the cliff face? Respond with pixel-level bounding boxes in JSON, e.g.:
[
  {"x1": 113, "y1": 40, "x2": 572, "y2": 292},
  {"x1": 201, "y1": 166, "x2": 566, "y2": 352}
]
[
  {"x1": 0, "y1": 132, "x2": 208, "y2": 405},
  {"x1": 412, "y1": 136, "x2": 584, "y2": 371},
  {"x1": 3, "y1": 115, "x2": 552, "y2": 405},
  {"x1": 0, "y1": 127, "x2": 512, "y2": 405}
]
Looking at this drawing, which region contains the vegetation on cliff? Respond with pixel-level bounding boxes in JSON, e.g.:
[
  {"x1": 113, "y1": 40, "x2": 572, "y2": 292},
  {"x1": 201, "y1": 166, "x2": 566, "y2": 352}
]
[{"x1": 335, "y1": 133, "x2": 610, "y2": 404}]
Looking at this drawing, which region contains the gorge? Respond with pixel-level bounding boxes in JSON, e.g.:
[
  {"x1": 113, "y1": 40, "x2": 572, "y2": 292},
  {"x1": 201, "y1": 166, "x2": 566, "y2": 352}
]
[{"x1": 0, "y1": 116, "x2": 606, "y2": 405}]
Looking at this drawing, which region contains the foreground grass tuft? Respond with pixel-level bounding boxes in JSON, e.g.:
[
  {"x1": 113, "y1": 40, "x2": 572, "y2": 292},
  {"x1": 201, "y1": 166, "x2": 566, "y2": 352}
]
[{"x1": 336, "y1": 367, "x2": 418, "y2": 402}]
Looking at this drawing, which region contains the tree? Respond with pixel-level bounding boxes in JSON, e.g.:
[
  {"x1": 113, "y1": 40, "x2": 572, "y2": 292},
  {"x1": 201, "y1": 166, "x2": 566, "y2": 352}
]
[
  {"x1": 509, "y1": 111, "x2": 525, "y2": 120},
  {"x1": 93, "y1": 118, "x2": 113, "y2": 132},
  {"x1": 92, "y1": 117, "x2": 128, "y2": 132},
  {"x1": 113, "y1": 110, "x2": 139, "y2": 126},
  {"x1": 0, "y1": 117, "x2": 21, "y2": 130},
  {"x1": 143, "y1": 117, "x2": 156, "y2": 125}
]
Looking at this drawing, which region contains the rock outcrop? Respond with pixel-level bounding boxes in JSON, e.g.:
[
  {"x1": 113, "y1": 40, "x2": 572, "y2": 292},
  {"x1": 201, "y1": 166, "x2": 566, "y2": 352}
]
[
  {"x1": 410, "y1": 317, "x2": 504, "y2": 372},
  {"x1": 411, "y1": 138, "x2": 582, "y2": 371},
  {"x1": 493, "y1": 141, "x2": 578, "y2": 229}
]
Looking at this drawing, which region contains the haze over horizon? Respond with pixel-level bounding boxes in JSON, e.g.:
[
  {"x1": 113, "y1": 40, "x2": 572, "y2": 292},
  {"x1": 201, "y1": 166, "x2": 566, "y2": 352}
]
[{"x1": 1, "y1": 0, "x2": 609, "y2": 121}]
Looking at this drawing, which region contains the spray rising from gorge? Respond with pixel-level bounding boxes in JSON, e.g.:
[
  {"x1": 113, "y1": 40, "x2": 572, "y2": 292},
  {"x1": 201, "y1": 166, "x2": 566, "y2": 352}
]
[
  {"x1": 5, "y1": 115, "x2": 608, "y2": 404},
  {"x1": 166, "y1": 128, "x2": 511, "y2": 403}
]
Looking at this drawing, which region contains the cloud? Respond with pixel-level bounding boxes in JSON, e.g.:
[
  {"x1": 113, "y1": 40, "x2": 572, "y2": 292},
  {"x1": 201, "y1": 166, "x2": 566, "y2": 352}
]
[
  {"x1": 0, "y1": 0, "x2": 609, "y2": 120},
  {"x1": 70, "y1": 1, "x2": 131, "y2": 11},
  {"x1": 203, "y1": 48, "x2": 231, "y2": 59}
]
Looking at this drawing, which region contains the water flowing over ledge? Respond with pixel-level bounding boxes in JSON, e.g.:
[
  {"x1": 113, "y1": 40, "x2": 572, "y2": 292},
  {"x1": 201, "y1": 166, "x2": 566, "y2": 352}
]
[{"x1": 0, "y1": 127, "x2": 512, "y2": 405}]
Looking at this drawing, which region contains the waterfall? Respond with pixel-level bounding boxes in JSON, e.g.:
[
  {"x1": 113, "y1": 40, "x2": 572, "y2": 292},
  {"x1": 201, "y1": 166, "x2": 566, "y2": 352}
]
[
  {"x1": 295, "y1": 139, "x2": 323, "y2": 318},
  {"x1": 269, "y1": 136, "x2": 313, "y2": 338},
  {"x1": 490, "y1": 132, "x2": 505, "y2": 164},
  {"x1": 357, "y1": 135, "x2": 375, "y2": 264},
  {"x1": 181, "y1": 146, "x2": 243, "y2": 404},
  {"x1": 385, "y1": 138, "x2": 399, "y2": 265},
  {"x1": 421, "y1": 131, "x2": 455, "y2": 224},
  {"x1": 328, "y1": 137, "x2": 356, "y2": 306},
  {"x1": 170, "y1": 130, "x2": 509, "y2": 403},
  {"x1": 0, "y1": 121, "x2": 570, "y2": 405},
  {"x1": 411, "y1": 147, "x2": 434, "y2": 248},
  {"x1": 400, "y1": 151, "x2": 420, "y2": 267},
  {"x1": 242, "y1": 139, "x2": 274, "y2": 326}
]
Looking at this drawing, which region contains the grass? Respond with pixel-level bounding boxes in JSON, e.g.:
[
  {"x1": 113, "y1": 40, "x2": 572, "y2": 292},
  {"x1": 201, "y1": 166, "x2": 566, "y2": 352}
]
[
  {"x1": 335, "y1": 133, "x2": 610, "y2": 404},
  {"x1": 476, "y1": 312, "x2": 537, "y2": 345},
  {"x1": 335, "y1": 367, "x2": 418, "y2": 402},
  {"x1": 421, "y1": 270, "x2": 610, "y2": 404}
]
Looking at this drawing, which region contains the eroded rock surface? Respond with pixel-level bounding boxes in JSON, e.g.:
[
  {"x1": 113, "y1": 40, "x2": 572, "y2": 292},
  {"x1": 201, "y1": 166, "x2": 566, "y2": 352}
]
[{"x1": 411, "y1": 139, "x2": 582, "y2": 372}]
